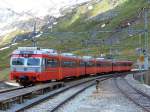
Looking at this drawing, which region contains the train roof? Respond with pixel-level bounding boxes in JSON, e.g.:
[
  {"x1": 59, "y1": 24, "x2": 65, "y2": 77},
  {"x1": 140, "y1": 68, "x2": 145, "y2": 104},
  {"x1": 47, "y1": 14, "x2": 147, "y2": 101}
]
[
  {"x1": 113, "y1": 60, "x2": 133, "y2": 63},
  {"x1": 60, "y1": 53, "x2": 77, "y2": 58},
  {"x1": 82, "y1": 56, "x2": 95, "y2": 61},
  {"x1": 11, "y1": 47, "x2": 133, "y2": 64},
  {"x1": 96, "y1": 58, "x2": 112, "y2": 62},
  {"x1": 12, "y1": 47, "x2": 58, "y2": 56}
]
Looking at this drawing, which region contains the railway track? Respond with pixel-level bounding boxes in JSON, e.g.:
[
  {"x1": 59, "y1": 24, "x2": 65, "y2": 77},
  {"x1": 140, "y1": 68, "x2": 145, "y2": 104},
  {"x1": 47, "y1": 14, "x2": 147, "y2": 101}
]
[
  {"x1": 0, "y1": 71, "x2": 140, "y2": 111},
  {"x1": 114, "y1": 77, "x2": 150, "y2": 112},
  {"x1": 0, "y1": 86, "x2": 23, "y2": 94},
  {"x1": 0, "y1": 82, "x2": 64, "y2": 110},
  {"x1": 14, "y1": 73, "x2": 125, "y2": 112},
  {"x1": 49, "y1": 77, "x2": 111, "y2": 112}
]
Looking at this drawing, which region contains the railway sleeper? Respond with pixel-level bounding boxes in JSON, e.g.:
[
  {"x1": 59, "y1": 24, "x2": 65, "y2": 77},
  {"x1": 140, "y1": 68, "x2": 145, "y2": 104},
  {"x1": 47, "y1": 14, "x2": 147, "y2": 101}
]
[
  {"x1": 33, "y1": 89, "x2": 47, "y2": 95},
  {"x1": 42, "y1": 87, "x2": 53, "y2": 93},
  {"x1": 0, "y1": 102, "x2": 10, "y2": 110},
  {"x1": 31, "y1": 87, "x2": 52, "y2": 95},
  {"x1": 0, "y1": 82, "x2": 64, "y2": 110},
  {"x1": 23, "y1": 93, "x2": 33, "y2": 99},
  {"x1": 0, "y1": 93, "x2": 39, "y2": 110},
  {"x1": 52, "y1": 85, "x2": 58, "y2": 90},
  {"x1": 0, "y1": 100, "x2": 11, "y2": 110},
  {"x1": 0, "y1": 96, "x2": 23, "y2": 110}
]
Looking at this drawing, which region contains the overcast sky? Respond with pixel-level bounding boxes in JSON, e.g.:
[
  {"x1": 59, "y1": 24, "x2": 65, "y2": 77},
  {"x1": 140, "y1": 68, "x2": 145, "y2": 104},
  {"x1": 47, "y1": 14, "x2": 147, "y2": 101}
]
[{"x1": 0, "y1": 0, "x2": 91, "y2": 17}]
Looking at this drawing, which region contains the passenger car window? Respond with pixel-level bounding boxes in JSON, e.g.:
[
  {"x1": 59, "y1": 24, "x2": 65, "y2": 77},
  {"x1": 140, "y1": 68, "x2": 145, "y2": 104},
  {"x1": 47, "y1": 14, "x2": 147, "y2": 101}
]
[{"x1": 47, "y1": 59, "x2": 58, "y2": 67}]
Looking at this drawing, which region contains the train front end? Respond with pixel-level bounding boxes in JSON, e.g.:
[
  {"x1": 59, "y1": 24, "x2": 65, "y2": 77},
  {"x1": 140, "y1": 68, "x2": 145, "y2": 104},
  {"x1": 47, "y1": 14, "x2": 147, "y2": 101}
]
[{"x1": 10, "y1": 47, "x2": 43, "y2": 86}]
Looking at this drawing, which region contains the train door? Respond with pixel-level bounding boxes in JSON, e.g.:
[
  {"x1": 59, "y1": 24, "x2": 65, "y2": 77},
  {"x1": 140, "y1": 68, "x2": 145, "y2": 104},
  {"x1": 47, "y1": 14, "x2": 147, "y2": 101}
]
[
  {"x1": 44, "y1": 57, "x2": 60, "y2": 80},
  {"x1": 85, "y1": 61, "x2": 88, "y2": 75},
  {"x1": 79, "y1": 61, "x2": 86, "y2": 76}
]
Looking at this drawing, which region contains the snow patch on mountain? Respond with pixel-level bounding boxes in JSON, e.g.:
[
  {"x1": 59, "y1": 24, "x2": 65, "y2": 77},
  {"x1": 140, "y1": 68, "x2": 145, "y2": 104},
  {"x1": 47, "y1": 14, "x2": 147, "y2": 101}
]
[{"x1": 0, "y1": 0, "x2": 91, "y2": 37}]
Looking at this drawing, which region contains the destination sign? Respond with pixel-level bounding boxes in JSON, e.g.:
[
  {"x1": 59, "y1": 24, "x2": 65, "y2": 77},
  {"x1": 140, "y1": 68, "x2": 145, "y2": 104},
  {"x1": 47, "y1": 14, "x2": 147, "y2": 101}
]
[{"x1": 20, "y1": 51, "x2": 34, "y2": 54}]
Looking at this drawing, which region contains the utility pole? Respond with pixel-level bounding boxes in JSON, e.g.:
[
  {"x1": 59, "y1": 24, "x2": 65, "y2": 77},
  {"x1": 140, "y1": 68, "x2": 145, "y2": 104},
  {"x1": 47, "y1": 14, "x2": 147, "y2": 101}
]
[
  {"x1": 109, "y1": 39, "x2": 112, "y2": 58},
  {"x1": 139, "y1": 34, "x2": 142, "y2": 52},
  {"x1": 143, "y1": 8, "x2": 149, "y2": 70},
  {"x1": 32, "y1": 21, "x2": 37, "y2": 47},
  {"x1": 144, "y1": 8, "x2": 148, "y2": 51}
]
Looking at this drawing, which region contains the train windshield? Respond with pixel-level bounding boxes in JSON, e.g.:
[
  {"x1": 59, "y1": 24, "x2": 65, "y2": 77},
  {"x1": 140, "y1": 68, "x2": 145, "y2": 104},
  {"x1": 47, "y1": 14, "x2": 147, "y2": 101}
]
[
  {"x1": 12, "y1": 58, "x2": 25, "y2": 65},
  {"x1": 27, "y1": 58, "x2": 41, "y2": 66}
]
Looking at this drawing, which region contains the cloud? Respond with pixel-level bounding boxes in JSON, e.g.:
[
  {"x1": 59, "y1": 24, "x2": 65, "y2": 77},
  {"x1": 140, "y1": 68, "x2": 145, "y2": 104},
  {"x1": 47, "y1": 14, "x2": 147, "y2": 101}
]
[{"x1": 0, "y1": 0, "x2": 91, "y2": 17}]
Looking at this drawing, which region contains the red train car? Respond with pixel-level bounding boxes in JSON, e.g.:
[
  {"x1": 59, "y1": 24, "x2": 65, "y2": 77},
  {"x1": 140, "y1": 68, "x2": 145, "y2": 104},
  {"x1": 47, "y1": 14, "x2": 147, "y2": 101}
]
[
  {"x1": 10, "y1": 47, "x2": 133, "y2": 86},
  {"x1": 78, "y1": 57, "x2": 86, "y2": 76},
  {"x1": 113, "y1": 61, "x2": 133, "y2": 72},
  {"x1": 10, "y1": 47, "x2": 84, "y2": 85},
  {"x1": 10, "y1": 47, "x2": 62, "y2": 85},
  {"x1": 96, "y1": 58, "x2": 112, "y2": 73},
  {"x1": 83, "y1": 56, "x2": 96, "y2": 75},
  {"x1": 60, "y1": 53, "x2": 78, "y2": 78}
]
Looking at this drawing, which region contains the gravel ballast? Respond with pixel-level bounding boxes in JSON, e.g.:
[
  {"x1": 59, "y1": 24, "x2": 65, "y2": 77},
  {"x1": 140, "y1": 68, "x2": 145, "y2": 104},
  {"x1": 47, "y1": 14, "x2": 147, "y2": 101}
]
[
  {"x1": 57, "y1": 78, "x2": 143, "y2": 112},
  {"x1": 24, "y1": 74, "x2": 149, "y2": 112},
  {"x1": 125, "y1": 74, "x2": 150, "y2": 96}
]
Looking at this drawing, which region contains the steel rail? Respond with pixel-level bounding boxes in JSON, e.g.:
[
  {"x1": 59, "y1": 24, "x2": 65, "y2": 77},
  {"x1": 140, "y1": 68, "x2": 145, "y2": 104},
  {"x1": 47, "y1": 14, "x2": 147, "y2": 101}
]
[
  {"x1": 1, "y1": 71, "x2": 143, "y2": 111},
  {"x1": 0, "y1": 86, "x2": 24, "y2": 94},
  {"x1": 50, "y1": 76, "x2": 113, "y2": 112},
  {"x1": 114, "y1": 77, "x2": 150, "y2": 112},
  {"x1": 15, "y1": 73, "x2": 124, "y2": 112},
  {"x1": 0, "y1": 82, "x2": 64, "y2": 110}
]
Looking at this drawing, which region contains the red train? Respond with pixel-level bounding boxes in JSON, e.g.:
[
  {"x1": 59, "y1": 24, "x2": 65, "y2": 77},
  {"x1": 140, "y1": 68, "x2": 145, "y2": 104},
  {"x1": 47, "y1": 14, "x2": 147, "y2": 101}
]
[{"x1": 10, "y1": 47, "x2": 133, "y2": 86}]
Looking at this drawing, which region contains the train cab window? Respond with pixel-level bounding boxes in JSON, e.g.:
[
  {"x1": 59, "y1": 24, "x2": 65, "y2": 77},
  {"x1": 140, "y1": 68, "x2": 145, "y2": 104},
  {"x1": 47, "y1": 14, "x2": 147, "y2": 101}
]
[
  {"x1": 27, "y1": 58, "x2": 41, "y2": 66},
  {"x1": 12, "y1": 58, "x2": 24, "y2": 65},
  {"x1": 46, "y1": 59, "x2": 58, "y2": 67}
]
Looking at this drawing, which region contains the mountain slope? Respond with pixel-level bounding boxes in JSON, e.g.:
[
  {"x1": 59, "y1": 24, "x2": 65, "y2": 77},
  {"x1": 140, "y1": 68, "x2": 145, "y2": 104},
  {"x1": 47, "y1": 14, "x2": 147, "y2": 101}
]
[{"x1": 0, "y1": 0, "x2": 150, "y2": 79}]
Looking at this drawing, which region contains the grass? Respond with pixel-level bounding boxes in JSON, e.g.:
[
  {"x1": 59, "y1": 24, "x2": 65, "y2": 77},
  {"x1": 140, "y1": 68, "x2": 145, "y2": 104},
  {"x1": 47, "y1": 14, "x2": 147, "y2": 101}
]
[
  {"x1": 107, "y1": 0, "x2": 149, "y2": 29},
  {"x1": 91, "y1": 0, "x2": 115, "y2": 17},
  {"x1": 0, "y1": 30, "x2": 27, "y2": 47},
  {"x1": 0, "y1": 68, "x2": 10, "y2": 80}
]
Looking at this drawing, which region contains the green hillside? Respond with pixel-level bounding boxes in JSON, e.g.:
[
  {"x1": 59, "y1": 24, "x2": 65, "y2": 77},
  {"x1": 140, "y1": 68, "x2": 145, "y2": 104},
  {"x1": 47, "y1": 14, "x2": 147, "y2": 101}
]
[{"x1": 0, "y1": 0, "x2": 150, "y2": 79}]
